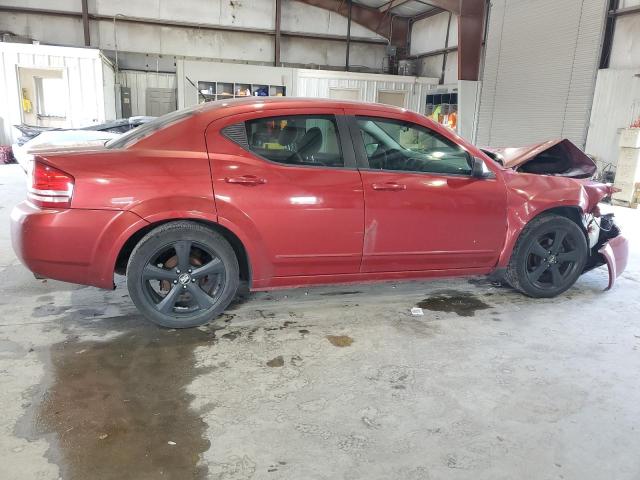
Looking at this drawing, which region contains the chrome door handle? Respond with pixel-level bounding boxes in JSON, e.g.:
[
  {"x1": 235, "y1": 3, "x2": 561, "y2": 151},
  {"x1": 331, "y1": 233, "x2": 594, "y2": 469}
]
[
  {"x1": 371, "y1": 182, "x2": 406, "y2": 191},
  {"x1": 224, "y1": 175, "x2": 266, "y2": 186}
]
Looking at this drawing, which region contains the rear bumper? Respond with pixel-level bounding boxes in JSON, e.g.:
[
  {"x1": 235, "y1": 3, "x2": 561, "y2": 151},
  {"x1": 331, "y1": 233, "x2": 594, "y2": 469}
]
[
  {"x1": 599, "y1": 234, "x2": 629, "y2": 290},
  {"x1": 11, "y1": 201, "x2": 148, "y2": 289}
]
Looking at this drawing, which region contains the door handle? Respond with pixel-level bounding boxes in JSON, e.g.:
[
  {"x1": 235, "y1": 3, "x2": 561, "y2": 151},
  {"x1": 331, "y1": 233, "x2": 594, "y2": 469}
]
[
  {"x1": 371, "y1": 182, "x2": 406, "y2": 191},
  {"x1": 224, "y1": 175, "x2": 266, "y2": 186}
]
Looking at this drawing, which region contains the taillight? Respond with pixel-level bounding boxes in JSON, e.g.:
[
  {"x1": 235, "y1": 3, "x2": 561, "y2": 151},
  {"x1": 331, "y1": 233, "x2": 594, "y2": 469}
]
[{"x1": 28, "y1": 161, "x2": 74, "y2": 209}]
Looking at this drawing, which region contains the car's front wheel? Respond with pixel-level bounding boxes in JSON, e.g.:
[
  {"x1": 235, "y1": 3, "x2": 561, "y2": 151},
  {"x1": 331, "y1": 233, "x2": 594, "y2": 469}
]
[
  {"x1": 506, "y1": 214, "x2": 588, "y2": 298},
  {"x1": 127, "y1": 221, "x2": 239, "y2": 328}
]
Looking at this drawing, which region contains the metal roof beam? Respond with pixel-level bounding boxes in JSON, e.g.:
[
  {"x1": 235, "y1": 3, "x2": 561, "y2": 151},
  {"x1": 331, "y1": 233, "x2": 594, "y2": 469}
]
[{"x1": 378, "y1": 0, "x2": 412, "y2": 13}]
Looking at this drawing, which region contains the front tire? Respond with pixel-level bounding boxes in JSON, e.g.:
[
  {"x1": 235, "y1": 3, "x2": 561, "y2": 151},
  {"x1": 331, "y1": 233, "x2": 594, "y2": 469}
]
[
  {"x1": 506, "y1": 214, "x2": 588, "y2": 298},
  {"x1": 127, "y1": 221, "x2": 239, "y2": 328}
]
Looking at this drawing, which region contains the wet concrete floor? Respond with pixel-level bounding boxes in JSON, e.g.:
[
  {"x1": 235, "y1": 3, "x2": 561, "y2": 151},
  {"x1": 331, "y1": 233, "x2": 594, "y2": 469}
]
[{"x1": 25, "y1": 324, "x2": 215, "y2": 480}]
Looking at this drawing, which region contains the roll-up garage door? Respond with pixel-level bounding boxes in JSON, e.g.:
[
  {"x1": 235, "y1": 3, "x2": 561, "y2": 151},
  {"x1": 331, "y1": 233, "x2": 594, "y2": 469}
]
[{"x1": 475, "y1": 0, "x2": 608, "y2": 148}]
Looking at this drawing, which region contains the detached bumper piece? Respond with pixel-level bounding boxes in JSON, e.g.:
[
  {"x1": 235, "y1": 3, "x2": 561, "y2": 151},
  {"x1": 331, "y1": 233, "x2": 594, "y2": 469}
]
[
  {"x1": 595, "y1": 214, "x2": 629, "y2": 290},
  {"x1": 599, "y1": 235, "x2": 629, "y2": 290}
]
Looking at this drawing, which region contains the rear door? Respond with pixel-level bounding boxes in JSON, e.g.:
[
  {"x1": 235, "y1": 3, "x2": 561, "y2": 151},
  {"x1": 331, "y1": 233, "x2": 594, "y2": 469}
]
[
  {"x1": 206, "y1": 108, "x2": 364, "y2": 280},
  {"x1": 346, "y1": 110, "x2": 507, "y2": 273}
]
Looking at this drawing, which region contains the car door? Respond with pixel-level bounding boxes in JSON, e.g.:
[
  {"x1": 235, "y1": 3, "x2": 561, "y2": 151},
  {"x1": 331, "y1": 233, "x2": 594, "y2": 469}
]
[
  {"x1": 206, "y1": 108, "x2": 364, "y2": 281},
  {"x1": 345, "y1": 110, "x2": 507, "y2": 273}
]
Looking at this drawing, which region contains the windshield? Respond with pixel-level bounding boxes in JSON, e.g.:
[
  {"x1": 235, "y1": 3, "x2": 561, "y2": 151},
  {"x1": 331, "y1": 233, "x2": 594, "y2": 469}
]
[{"x1": 105, "y1": 104, "x2": 203, "y2": 149}]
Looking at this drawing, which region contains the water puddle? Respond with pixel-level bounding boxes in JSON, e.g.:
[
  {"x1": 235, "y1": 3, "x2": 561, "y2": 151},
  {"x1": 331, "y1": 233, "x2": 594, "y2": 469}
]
[
  {"x1": 417, "y1": 290, "x2": 492, "y2": 317},
  {"x1": 22, "y1": 321, "x2": 217, "y2": 480},
  {"x1": 326, "y1": 335, "x2": 354, "y2": 347}
]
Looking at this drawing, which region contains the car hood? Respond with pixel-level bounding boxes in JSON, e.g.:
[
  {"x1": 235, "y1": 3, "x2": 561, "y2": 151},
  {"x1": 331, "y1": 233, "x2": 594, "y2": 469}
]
[{"x1": 484, "y1": 139, "x2": 597, "y2": 179}]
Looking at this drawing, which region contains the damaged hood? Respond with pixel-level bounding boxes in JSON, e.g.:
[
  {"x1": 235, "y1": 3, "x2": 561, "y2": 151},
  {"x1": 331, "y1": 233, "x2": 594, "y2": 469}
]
[{"x1": 484, "y1": 139, "x2": 597, "y2": 179}]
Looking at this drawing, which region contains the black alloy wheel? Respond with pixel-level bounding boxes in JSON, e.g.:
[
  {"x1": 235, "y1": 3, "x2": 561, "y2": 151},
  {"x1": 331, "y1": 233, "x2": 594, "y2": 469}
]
[
  {"x1": 127, "y1": 221, "x2": 239, "y2": 328},
  {"x1": 506, "y1": 214, "x2": 588, "y2": 298}
]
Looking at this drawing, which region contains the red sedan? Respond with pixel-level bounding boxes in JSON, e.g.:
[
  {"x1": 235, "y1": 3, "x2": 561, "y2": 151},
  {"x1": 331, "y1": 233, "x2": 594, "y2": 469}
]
[{"x1": 11, "y1": 98, "x2": 628, "y2": 328}]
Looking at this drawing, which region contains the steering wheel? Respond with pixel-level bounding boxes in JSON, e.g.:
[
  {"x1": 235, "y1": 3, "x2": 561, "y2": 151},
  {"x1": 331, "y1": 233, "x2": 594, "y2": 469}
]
[
  {"x1": 382, "y1": 148, "x2": 405, "y2": 170},
  {"x1": 289, "y1": 151, "x2": 327, "y2": 166}
]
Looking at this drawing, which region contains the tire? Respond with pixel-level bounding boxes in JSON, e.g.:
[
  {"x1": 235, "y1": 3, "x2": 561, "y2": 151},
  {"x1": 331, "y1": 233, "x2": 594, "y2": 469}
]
[
  {"x1": 505, "y1": 214, "x2": 588, "y2": 298},
  {"x1": 127, "y1": 221, "x2": 239, "y2": 328}
]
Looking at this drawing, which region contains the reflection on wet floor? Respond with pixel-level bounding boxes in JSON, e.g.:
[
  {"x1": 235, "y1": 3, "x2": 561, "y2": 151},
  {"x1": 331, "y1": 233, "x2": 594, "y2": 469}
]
[
  {"x1": 28, "y1": 321, "x2": 216, "y2": 480},
  {"x1": 417, "y1": 290, "x2": 492, "y2": 317}
]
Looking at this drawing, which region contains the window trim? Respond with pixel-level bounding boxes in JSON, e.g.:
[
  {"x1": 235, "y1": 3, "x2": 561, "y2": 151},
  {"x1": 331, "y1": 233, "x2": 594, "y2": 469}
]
[
  {"x1": 224, "y1": 112, "x2": 357, "y2": 170},
  {"x1": 347, "y1": 114, "x2": 477, "y2": 178}
]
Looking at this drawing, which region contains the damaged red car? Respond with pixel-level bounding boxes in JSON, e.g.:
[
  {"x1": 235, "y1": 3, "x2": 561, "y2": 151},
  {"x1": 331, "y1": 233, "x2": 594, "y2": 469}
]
[{"x1": 11, "y1": 98, "x2": 629, "y2": 328}]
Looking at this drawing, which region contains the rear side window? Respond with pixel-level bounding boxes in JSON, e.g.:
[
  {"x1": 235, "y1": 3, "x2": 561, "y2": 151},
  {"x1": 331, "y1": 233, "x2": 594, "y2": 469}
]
[{"x1": 244, "y1": 115, "x2": 344, "y2": 167}]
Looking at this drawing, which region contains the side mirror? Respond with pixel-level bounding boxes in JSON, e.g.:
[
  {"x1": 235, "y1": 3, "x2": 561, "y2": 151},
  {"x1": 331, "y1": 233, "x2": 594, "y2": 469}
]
[{"x1": 470, "y1": 157, "x2": 493, "y2": 179}]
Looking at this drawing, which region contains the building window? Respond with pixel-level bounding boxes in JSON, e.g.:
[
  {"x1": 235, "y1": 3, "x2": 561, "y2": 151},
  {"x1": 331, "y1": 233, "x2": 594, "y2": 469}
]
[{"x1": 34, "y1": 77, "x2": 66, "y2": 118}]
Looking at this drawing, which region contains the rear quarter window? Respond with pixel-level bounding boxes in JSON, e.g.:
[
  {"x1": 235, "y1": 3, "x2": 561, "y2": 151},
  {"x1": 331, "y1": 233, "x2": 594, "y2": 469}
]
[{"x1": 239, "y1": 115, "x2": 344, "y2": 168}]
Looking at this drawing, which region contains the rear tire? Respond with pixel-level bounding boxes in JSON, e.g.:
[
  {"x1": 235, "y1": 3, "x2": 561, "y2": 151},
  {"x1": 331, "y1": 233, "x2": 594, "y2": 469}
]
[
  {"x1": 505, "y1": 214, "x2": 588, "y2": 298},
  {"x1": 127, "y1": 221, "x2": 239, "y2": 328}
]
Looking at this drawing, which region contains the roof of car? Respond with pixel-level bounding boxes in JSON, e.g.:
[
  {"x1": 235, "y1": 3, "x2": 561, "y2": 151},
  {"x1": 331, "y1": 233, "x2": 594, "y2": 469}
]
[{"x1": 195, "y1": 96, "x2": 409, "y2": 116}]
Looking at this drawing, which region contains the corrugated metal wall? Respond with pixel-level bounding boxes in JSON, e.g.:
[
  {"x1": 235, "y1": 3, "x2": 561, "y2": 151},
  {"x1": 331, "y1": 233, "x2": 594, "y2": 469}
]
[
  {"x1": 475, "y1": 0, "x2": 608, "y2": 148},
  {"x1": 296, "y1": 70, "x2": 439, "y2": 114},
  {"x1": 0, "y1": 43, "x2": 112, "y2": 144},
  {"x1": 118, "y1": 70, "x2": 177, "y2": 116}
]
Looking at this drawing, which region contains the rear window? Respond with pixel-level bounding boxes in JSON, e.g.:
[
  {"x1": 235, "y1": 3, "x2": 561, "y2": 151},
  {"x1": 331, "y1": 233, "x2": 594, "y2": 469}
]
[
  {"x1": 105, "y1": 105, "x2": 201, "y2": 149},
  {"x1": 243, "y1": 114, "x2": 344, "y2": 168}
]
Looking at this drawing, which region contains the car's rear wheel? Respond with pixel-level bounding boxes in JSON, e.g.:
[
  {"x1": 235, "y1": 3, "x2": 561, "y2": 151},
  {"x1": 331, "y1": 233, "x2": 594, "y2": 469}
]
[
  {"x1": 127, "y1": 221, "x2": 239, "y2": 328},
  {"x1": 506, "y1": 214, "x2": 588, "y2": 298}
]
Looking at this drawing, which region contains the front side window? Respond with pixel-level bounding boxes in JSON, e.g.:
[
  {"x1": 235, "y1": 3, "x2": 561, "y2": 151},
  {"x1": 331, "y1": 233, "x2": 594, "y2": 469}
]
[
  {"x1": 245, "y1": 115, "x2": 344, "y2": 167},
  {"x1": 356, "y1": 117, "x2": 471, "y2": 175}
]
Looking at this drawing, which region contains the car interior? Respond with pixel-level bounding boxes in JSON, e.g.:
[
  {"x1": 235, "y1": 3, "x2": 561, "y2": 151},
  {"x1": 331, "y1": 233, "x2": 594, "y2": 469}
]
[
  {"x1": 246, "y1": 116, "x2": 344, "y2": 167},
  {"x1": 358, "y1": 119, "x2": 473, "y2": 176}
]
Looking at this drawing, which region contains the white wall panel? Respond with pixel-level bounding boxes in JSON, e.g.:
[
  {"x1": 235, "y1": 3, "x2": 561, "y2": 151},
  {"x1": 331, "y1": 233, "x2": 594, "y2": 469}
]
[
  {"x1": 585, "y1": 69, "x2": 640, "y2": 169},
  {"x1": 476, "y1": 0, "x2": 607, "y2": 148},
  {"x1": 282, "y1": 0, "x2": 384, "y2": 39},
  {"x1": 410, "y1": 12, "x2": 458, "y2": 55},
  {"x1": 281, "y1": 37, "x2": 386, "y2": 71},
  {"x1": 0, "y1": 12, "x2": 85, "y2": 47},
  {"x1": 443, "y1": 51, "x2": 458, "y2": 85},
  {"x1": 610, "y1": 14, "x2": 640, "y2": 69},
  {"x1": 95, "y1": 0, "x2": 275, "y2": 30},
  {"x1": 295, "y1": 69, "x2": 438, "y2": 114}
]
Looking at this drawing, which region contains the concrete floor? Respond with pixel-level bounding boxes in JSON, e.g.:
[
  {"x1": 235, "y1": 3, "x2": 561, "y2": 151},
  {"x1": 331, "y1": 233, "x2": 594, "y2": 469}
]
[{"x1": 1, "y1": 162, "x2": 639, "y2": 480}]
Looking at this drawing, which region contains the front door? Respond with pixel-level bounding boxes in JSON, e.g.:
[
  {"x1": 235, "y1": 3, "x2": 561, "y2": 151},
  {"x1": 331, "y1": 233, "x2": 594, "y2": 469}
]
[
  {"x1": 347, "y1": 112, "x2": 507, "y2": 273},
  {"x1": 207, "y1": 108, "x2": 364, "y2": 281}
]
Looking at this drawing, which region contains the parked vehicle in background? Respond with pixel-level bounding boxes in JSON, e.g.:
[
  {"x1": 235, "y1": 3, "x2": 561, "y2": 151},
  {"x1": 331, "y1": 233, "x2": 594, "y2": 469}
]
[
  {"x1": 10, "y1": 98, "x2": 629, "y2": 328},
  {"x1": 12, "y1": 130, "x2": 120, "y2": 171},
  {"x1": 11, "y1": 117, "x2": 155, "y2": 171},
  {"x1": 13, "y1": 116, "x2": 155, "y2": 146}
]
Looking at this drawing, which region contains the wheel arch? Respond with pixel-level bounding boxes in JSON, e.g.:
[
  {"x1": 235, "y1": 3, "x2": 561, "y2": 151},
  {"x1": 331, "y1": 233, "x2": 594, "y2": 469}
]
[
  {"x1": 535, "y1": 206, "x2": 585, "y2": 231},
  {"x1": 115, "y1": 218, "x2": 252, "y2": 286},
  {"x1": 497, "y1": 204, "x2": 586, "y2": 269}
]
